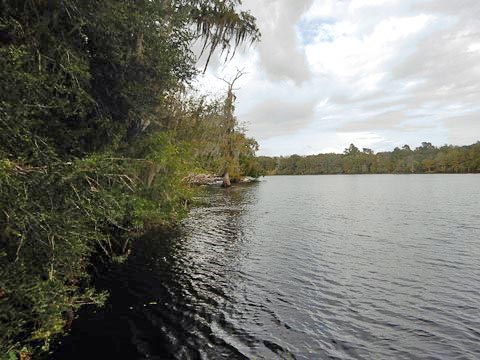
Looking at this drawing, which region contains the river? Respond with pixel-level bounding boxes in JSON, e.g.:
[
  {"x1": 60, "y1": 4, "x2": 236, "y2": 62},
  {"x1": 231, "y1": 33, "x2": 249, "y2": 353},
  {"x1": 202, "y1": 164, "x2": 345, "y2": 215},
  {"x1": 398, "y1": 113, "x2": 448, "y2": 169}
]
[{"x1": 54, "y1": 175, "x2": 480, "y2": 359}]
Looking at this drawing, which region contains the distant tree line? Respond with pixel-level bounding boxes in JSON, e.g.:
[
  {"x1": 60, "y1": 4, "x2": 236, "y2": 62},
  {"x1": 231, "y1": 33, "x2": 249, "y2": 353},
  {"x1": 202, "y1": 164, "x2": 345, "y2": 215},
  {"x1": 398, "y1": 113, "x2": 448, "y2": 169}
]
[{"x1": 257, "y1": 142, "x2": 480, "y2": 175}]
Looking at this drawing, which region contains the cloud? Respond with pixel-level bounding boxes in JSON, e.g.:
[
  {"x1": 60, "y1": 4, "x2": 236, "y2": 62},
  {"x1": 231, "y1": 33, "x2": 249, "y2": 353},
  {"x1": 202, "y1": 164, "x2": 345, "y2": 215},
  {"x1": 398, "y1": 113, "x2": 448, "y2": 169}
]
[
  {"x1": 242, "y1": 0, "x2": 314, "y2": 84},
  {"x1": 444, "y1": 113, "x2": 480, "y2": 145},
  {"x1": 196, "y1": 0, "x2": 480, "y2": 155},
  {"x1": 241, "y1": 96, "x2": 317, "y2": 139}
]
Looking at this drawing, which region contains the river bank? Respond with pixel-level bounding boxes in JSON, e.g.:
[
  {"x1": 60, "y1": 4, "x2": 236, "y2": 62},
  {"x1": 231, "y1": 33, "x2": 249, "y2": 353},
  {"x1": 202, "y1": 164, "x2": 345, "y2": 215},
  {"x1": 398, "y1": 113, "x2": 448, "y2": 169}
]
[{"x1": 185, "y1": 173, "x2": 259, "y2": 186}]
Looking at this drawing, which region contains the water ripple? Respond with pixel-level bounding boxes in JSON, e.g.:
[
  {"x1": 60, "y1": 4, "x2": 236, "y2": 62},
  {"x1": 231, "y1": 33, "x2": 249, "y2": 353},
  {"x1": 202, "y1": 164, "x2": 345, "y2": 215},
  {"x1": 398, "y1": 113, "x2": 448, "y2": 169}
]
[{"x1": 54, "y1": 175, "x2": 480, "y2": 359}]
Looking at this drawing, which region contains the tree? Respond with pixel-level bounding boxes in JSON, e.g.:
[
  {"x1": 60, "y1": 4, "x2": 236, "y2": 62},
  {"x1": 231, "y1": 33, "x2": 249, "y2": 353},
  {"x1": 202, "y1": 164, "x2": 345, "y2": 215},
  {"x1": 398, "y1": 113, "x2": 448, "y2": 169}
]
[
  {"x1": 217, "y1": 69, "x2": 246, "y2": 187},
  {"x1": 344, "y1": 143, "x2": 360, "y2": 155}
]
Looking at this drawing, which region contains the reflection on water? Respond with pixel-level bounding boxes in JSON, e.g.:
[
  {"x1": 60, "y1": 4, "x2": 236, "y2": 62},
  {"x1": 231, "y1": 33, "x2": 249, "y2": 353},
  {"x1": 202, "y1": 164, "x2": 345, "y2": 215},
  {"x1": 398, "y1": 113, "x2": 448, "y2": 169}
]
[{"x1": 54, "y1": 175, "x2": 480, "y2": 359}]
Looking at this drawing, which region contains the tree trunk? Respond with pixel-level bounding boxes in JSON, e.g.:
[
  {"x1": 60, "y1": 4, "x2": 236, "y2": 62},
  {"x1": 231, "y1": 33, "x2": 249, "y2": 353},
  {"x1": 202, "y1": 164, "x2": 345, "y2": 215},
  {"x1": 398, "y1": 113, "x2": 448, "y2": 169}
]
[{"x1": 222, "y1": 172, "x2": 231, "y2": 188}]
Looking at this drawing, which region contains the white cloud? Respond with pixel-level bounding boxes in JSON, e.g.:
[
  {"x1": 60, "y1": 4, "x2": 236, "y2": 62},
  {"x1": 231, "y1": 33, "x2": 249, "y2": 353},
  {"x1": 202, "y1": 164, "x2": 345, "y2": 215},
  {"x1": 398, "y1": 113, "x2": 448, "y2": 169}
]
[
  {"x1": 306, "y1": 14, "x2": 433, "y2": 92},
  {"x1": 242, "y1": 0, "x2": 314, "y2": 84},
  {"x1": 468, "y1": 43, "x2": 480, "y2": 53},
  {"x1": 195, "y1": 0, "x2": 480, "y2": 155}
]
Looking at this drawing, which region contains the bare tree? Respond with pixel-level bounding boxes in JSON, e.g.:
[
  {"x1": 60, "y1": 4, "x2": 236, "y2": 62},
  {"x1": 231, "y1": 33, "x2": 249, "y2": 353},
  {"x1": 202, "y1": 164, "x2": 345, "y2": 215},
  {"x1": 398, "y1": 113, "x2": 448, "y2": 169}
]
[{"x1": 217, "y1": 68, "x2": 246, "y2": 187}]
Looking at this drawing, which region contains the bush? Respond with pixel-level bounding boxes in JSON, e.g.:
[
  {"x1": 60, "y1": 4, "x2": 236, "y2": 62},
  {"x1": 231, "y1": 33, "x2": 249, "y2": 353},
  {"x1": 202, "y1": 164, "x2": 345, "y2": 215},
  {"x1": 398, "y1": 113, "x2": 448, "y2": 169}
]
[{"x1": 0, "y1": 144, "x2": 192, "y2": 356}]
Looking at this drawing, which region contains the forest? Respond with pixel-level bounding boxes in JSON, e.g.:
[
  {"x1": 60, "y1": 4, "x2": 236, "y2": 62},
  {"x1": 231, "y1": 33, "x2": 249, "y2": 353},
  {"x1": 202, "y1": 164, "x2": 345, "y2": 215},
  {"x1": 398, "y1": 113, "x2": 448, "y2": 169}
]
[
  {"x1": 0, "y1": 0, "x2": 260, "y2": 358},
  {"x1": 257, "y1": 142, "x2": 480, "y2": 175}
]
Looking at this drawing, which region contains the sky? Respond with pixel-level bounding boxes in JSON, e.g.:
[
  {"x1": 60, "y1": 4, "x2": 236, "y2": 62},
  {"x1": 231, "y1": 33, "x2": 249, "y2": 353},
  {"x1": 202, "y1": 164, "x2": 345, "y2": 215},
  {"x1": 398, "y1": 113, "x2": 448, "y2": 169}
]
[{"x1": 194, "y1": 0, "x2": 480, "y2": 156}]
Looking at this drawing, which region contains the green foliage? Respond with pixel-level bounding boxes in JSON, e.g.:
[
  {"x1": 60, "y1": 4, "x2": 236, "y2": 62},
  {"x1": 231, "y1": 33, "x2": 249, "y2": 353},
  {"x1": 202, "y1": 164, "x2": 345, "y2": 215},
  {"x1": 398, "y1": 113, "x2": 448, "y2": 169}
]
[
  {"x1": 126, "y1": 132, "x2": 194, "y2": 228},
  {"x1": 164, "y1": 92, "x2": 261, "y2": 180},
  {"x1": 0, "y1": 0, "x2": 259, "y2": 161},
  {"x1": 0, "y1": 142, "x2": 199, "y2": 356},
  {"x1": 257, "y1": 142, "x2": 480, "y2": 175},
  {"x1": 0, "y1": 160, "x2": 113, "y2": 356}
]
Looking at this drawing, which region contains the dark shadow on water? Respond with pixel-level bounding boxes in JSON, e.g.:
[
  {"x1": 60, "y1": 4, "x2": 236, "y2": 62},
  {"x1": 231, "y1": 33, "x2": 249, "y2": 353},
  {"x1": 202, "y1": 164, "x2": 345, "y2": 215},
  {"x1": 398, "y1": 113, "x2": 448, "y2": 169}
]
[
  {"x1": 52, "y1": 234, "x2": 180, "y2": 359},
  {"x1": 52, "y1": 185, "x2": 258, "y2": 360}
]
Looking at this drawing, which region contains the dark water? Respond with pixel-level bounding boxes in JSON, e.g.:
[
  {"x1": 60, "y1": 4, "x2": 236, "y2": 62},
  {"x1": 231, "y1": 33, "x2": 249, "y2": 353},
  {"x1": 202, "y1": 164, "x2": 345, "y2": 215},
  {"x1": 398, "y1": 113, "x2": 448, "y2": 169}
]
[{"x1": 54, "y1": 175, "x2": 480, "y2": 359}]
